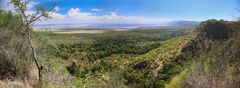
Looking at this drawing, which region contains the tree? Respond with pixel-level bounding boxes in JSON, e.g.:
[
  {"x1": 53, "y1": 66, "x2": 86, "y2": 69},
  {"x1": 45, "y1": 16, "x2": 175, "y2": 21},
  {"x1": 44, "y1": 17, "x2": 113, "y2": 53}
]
[{"x1": 11, "y1": 0, "x2": 55, "y2": 83}]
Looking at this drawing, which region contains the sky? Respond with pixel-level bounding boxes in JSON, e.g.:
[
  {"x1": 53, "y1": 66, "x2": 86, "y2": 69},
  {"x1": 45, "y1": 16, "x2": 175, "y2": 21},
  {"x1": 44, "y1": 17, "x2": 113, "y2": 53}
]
[{"x1": 1, "y1": 0, "x2": 240, "y2": 25}]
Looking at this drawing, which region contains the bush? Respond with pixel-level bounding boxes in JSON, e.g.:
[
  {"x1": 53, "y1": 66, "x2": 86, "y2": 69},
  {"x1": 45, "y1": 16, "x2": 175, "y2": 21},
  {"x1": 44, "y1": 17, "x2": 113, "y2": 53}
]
[
  {"x1": 0, "y1": 10, "x2": 32, "y2": 79},
  {"x1": 198, "y1": 19, "x2": 232, "y2": 40}
]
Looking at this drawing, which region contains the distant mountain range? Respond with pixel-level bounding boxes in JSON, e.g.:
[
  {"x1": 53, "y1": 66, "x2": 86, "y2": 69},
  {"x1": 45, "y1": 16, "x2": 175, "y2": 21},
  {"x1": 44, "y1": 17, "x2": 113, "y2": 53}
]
[{"x1": 33, "y1": 20, "x2": 200, "y2": 29}]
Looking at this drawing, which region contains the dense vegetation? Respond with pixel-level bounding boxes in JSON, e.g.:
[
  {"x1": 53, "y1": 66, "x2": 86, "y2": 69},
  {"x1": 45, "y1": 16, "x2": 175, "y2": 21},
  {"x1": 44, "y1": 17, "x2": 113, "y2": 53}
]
[
  {"x1": 32, "y1": 27, "x2": 193, "y2": 88},
  {"x1": 43, "y1": 19, "x2": 240, "y2": 88},
  {"x1": 1, "y1": 4, "x2": 240, "y2": 88},
  {"x1": 40, "y1": 28, "x2": 190, "y2": 61}
]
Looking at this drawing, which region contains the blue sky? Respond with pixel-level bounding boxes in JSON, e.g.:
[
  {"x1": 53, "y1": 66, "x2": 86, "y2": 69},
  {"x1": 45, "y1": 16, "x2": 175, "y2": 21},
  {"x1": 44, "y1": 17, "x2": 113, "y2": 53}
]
[
  {"x1": 1, "y1": 0, "x2": 240, "y2": 24},
  {"x1": 52, "y1": 0, "x2": 239, "y2": 19},
  {"x1": 51, "y1": 0, "x2": 239, "y2": 19}
]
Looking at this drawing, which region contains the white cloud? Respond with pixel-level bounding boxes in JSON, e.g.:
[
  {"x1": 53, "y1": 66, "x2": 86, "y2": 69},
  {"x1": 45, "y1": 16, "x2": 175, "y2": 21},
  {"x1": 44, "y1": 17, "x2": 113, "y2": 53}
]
[
  {"x1": 0, "y1": 0, "x2": 14, "y2": 10},
  {"x1": 105, "y1": 12, "x2": 122, "y2": 21},
  {"x1": 67, "y1": 8, "x2": 96, "y2": 20},
  {"x1": 27, "y1": 1, "x2": 39, "y2": 9},
  {"x1": 37, "y1": 8, "x2": 172, "y2": 25},
  {"x1": 49, "y1": 12, "x2": 66, "y2": 20},
  {"x1": 91, "y1": 8, "x2": 102, "y2": 12},
  {"x1": 25, "y1": 10, "x2": 36, "y2": 15},
  {"x1": 54, "y1": 6, "x2": 60, "y2": 12}
]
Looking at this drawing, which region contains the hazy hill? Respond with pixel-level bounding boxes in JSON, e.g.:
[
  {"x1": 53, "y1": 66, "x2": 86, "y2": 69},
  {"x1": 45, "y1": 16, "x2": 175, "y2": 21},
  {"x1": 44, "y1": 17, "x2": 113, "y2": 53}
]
[{"x1": 168, "y1": 21, "x2": 200, "y2": 27}]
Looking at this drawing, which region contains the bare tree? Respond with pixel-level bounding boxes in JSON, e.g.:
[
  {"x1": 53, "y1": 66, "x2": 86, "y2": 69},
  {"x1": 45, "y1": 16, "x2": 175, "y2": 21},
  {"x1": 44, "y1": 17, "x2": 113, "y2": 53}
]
[{"x1": 11, "y1": 0, "x2": 55, "y2": 83}]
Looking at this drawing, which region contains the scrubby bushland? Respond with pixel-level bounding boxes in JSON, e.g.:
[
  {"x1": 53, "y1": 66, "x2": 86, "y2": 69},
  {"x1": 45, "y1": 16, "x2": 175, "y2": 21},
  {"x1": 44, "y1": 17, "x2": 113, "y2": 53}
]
[
  {"x1": 43, "y1": 27, "x2": 192, "y2": 87},
  {"x1": 0, "y1": 9, "x2": 74, "y2": 87},
  {"x1": 0, "y1": 10, "x2": 32, "y2": 80},
  {"x1": 51, "y1": 28, "x2": 190, "y2": 62},
  {"x1": 166, "y1": 20, "x2": 240, "y2": 88}
]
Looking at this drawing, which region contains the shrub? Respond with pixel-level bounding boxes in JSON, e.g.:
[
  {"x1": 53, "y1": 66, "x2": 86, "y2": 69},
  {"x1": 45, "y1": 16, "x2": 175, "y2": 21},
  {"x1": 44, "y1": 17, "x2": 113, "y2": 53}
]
[
  {"x1": 0, "y1": 11, "x2": 32, "y2": 79},
  {"x1": 165, "y1": 70, "x2": 187, "y2": 88},
  {"x1": 198, "y1": 19, "x2": 232, "y2": 40}
]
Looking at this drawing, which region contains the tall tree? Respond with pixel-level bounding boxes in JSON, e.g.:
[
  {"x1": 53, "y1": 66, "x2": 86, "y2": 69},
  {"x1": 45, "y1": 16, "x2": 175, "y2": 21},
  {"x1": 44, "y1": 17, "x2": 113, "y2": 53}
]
[{"x1": 11, "y1": 0, "x2": 55, "y2": 83}]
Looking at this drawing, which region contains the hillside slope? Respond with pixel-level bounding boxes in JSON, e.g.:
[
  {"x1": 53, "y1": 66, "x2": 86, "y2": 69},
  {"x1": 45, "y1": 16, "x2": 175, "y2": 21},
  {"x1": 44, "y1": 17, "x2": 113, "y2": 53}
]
[
  {"x1": 57, "y1": 19, "x2": 240, "y2": 88},
  {"x1": 166, "y1": 19, "x2": 240, "y2": 88},
  {"x1": 123, "y1": 36, "x2": 191, "y2": 88}
]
